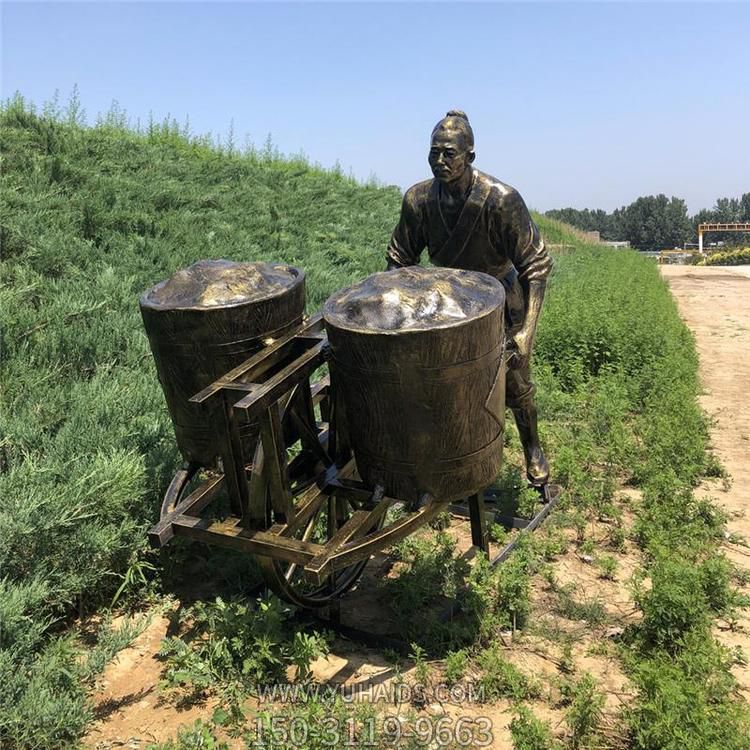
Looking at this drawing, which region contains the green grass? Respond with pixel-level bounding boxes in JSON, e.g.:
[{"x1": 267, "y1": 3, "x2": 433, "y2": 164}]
[{"x1": 1, "y1": 93, "x2": 748, "y2": 747}]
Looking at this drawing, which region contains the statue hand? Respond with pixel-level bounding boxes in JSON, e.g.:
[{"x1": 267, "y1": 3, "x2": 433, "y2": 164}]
[{"x1": 509, "y1": 329, "x2": 533, "y2": 369}]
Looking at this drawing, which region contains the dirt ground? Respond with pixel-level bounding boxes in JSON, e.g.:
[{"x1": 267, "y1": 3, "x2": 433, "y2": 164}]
[
  {"x1": 83, "y1": 264, "x2": 750, "y2": 749},
  {"x1": 660, "y1": 264, "x2": 750, "y2": 696}
]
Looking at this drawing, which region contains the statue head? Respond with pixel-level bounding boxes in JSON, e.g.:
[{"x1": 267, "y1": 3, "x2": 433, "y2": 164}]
[{"x1": 429, "y1": 110, "x2": 475, "y2": 185}]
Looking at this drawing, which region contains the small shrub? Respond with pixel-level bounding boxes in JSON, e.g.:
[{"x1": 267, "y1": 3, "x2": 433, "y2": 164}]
[
  {"x1": 635, "y1": 558, "x2": 710, "y2": 652},
  {"x1": 159, "y1": 594, "x2": 329, "y2": 699},
  {"x1": 553, "y1": 584, "x2": 608, "y2": 626},
  {"x1": 489, "y1": 522, "x2": 509, "y2": 545},
  {"x1": 564, "y1": 673, "x2": 604, "y2": 749},
  {"x1": 409, "y1": 642, "x2": 430, "y2": 687},
  {"x1": 476, "y1": 644, "x2": 541, "y2": 702},
  {"x1": 627, "y1": 633, "x2": 750, "y2": 750},
  {"x1": 510, "y1": 705, "x2": 563, "y2": 750},
  {"x1": 146, "y1": 719, "x2": 228, "y2": 750},
  {"x1": 698, "y1": 247, "x2": 750, "y2": 266},
  {"x1": 443, "y1": 649, "x2": 468, "y2": 686},
  {"x1": 382, "y1": 532, "x2": 470, "y2": 648},
  {"x1": 596, "y1": 554, "x2": 619, "y2": 580},
  {"x1": 607, "y1": 524, "x2": 626, "y2": 552},
  {"x1": 699, "y1": 553, "x2": 748, "y2": 617}
]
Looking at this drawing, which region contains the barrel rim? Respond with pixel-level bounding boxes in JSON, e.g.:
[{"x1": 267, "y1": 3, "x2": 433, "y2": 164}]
[
  {"x1": 139, "y1": 260, "x2": 305, "y2": 313},
  {"x1": 323, "y1": 267, "x2": 505, "y2": 336}
]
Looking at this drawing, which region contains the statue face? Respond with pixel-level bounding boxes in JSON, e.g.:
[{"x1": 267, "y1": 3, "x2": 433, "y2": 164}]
[{"x1": 428, "y1": 129, "x2": 473, "y2": 185}]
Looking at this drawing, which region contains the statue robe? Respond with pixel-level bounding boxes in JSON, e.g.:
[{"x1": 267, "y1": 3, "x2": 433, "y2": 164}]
[{"x1": 386, "y1": 168, "x2": 552, "y2": 333}]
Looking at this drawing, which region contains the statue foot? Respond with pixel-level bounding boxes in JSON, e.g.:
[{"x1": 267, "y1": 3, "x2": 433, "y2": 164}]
[{"x1": 526, "y1": 447, "x2": 550, "y2": 487}]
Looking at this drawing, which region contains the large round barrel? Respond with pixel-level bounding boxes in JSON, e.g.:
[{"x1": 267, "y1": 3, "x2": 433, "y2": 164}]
[
  {"x1": 323, "y1": 267, "x2": 506, "y2": 503},
  {"x1": 140, "y1": 259, "x2": 305, "y2": 466}
]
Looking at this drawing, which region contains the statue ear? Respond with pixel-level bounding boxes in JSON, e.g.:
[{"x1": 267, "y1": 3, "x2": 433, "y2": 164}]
[{"x1": 468, "y1": 151, "x2": 476, "y2": 164}]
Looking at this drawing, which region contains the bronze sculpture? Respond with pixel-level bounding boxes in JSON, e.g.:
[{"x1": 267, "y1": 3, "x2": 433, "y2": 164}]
[
  {"x1": 140, "y1": 259, "x2": 305, "y2": 470},
  {"x1": 324, "y1": 266, "x2": 506, "y2": 504},
  {"x1": 386, "y1": 110, "x2": 551, "y2": 486}
]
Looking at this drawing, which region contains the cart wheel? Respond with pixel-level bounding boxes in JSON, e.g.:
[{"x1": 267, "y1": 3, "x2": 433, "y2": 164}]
[
  {"x1": 255, "y1": 384, "x2": 382, "y2": 608},
  {"x1": 160, "y1": 462, "x2": 200, "y2": 518}
]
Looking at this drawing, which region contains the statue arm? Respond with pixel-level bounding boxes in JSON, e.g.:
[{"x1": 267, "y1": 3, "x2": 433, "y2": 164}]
[
  {"x1": 386, "y1": 190, "x2": 426, "y2": 269},
  {"x1": 494, "y1": 191, "x2": 553, "y2": 362},
  {"x1": 513, "y1": 278, "x2": 546, "y2": 364}
]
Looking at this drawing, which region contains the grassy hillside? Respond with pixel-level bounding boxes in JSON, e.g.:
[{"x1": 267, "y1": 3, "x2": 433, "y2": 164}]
[{"x1": 1, "y1": 96, "x2": 748, "y2": 748}]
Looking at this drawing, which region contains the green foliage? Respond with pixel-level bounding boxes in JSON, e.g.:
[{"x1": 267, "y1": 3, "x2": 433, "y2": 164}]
[
  {"x1": 563, "y1": 673, "x2": 605, "y2": 749},
  {"x1": 443, "y1": 648, "x2": 468, "y2": 685},
  {"x1": 546, "y1": 192, "x2": 750, "y2": 251},
  {"x1": 381, "y1": 531, "x2": 470, "y2": 648},
  {"x1": 595, "y1": 554, "x2": 618, "y2": 580},
  {"x1": 626, "y1": 632, "x2": 750, "y2": 750},
  {"x1": 146, "y1": 719, "x2": 229, "y2": 750},
  {"x1": 0, "y1": 610, "x2": 143, "y2": 749},
  {"x1": 552, "y1": 583, "x2": 608, "y2": 627},
  {"x1": 159, "y1": 595, "x2": 329, "y2": 699},
  {"x1": 476, "y1": 644, "x2": 541, "y2": 702},
  {"x1": 510, "y1": 706, "x2": 563, "y2": 750},
  {"x1": 111, "y1": 555, "x2": 158, "y2": 607},
  {"x1": 408, "y1": 642, "x2": 430, "y2": 687},
  {"x1": 698, "y1": 247, "x2": 750, "y2": 266}
]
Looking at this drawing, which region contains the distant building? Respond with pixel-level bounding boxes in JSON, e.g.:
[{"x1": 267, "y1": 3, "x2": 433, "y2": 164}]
[
  {"x1": 584, "y1": 230, "x2": 601, "y2": 242},
  {"x1": 602, "y1": 240, "x2": 630, "y2": 249}
]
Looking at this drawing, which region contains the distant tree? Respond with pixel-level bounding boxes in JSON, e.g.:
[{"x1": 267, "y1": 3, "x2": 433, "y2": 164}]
[
  {"x1": 692, "y1": 193, "x2": 750, "y2": 246},
  {"x1": 613, "y1": 195, "x2": 691, "y2": 251},
  {"x1": 545, "y1": 207, "x2": 619, "y2": 239},
  {"x1": 546, "y1": 191, "x2": 749, "y2": 251}
]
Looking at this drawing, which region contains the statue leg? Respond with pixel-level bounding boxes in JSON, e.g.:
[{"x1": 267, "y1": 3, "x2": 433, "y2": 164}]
[{"x1": 506, "y1": 364, "x2": 550, "y2": 486}]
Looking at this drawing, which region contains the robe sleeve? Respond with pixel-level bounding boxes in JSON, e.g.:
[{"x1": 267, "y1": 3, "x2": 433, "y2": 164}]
[
  {"x1": 386, "y1": 187, "x2": 427, "y2": 267},
  {"x1": 492, "y1": 190, "x2": 553, "y2": 283}
]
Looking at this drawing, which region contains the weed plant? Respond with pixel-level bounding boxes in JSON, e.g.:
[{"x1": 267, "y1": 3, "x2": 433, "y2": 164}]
[
  {"x1": 476, "y1": 643, "x2": 541, "y2": 702},
  {"x1": 510, "y1": 706, "x2": 564, "y2": 750},
  {"x1": 159, "y1": 595, "x2": 328, "y2": 701}
]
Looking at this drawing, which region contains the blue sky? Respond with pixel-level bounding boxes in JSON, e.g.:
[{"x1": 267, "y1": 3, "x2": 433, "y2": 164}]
[{"x1": 2, "y1": 1, "x2": 749, "y2": 213}]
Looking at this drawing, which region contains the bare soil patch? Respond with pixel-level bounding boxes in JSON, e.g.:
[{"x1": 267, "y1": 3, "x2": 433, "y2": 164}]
[{"x1": 661, "y1": 264, "x2": 750, "y2": 696}]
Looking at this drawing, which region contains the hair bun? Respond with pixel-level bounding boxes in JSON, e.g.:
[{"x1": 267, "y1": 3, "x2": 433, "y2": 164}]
[{"x1": 446, "y1": 109, "x2": 469, "y2": 121}]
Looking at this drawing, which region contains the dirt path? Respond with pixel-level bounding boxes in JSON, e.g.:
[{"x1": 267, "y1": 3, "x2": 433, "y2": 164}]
[{"x1": 661, "y1": 264, "x2": 750, "y2": 694}]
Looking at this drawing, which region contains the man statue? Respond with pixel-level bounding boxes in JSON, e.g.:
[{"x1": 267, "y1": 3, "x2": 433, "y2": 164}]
[{"x1": 386, "y1": 110, "x2": 552, "y2": 487}]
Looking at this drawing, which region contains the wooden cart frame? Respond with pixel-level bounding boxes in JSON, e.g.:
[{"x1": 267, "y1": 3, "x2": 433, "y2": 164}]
[{"x1": 148, "y1": 315, "x2": 560, "y2": 608}]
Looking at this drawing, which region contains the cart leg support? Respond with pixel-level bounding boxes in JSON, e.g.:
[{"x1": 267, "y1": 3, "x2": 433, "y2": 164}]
[{"x1": 467, "y1": 492, "x2": 490, "y2": 556}]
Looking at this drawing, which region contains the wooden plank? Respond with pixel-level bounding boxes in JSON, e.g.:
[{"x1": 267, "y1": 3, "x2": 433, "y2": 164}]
[
  {"x1": 468, "y1": 492, "x2": 490, "y2": 556},
  {"x1": 310, "y1": 375, "x2": 330, "y2": 401},
  {"x1": 221, "y1": 392, "x2": 250, "y2": 518},
  {"x1": 190, "y1": 315, "x2": 323, "y2": 404},
  {"x1": 260, "y1": 405, "x2": 294, "y2": 523},
  {"x1": 233, "y1": 341, "x2": 326, "y2": 416},
  {"x1": 148, "y1": 474, "x2": 224, "y2": 547},
  {"x1": 490, "y1": 485, "x2": 562, "y2": 565},
  {"x1": 264, "y1": 458, "x2": 356, "y2": 538},
  {"x1": 328, "y1": 478, "x2": 379, "y2": 506},
  {"x1": 172, "y1": 515, "x2": 324, "y2": 564},
  {"x1": 268, "y1": 491, "x2": 327, "y2": 539},
  {"x1": 289, "y1": 403, "x2": 332, "y2": 468},
  {"x1": 304, "y1": 510, "x2": 372, "y2": 576},
  {"x1": 247, "y1": 448, "x2": 269, "y2": 526},
  {"x1": 311, "y1": 495, "x2": 446, "y2": 582}
]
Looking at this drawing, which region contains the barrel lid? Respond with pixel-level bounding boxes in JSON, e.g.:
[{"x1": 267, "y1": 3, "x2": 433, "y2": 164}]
[
  {"x1": 324, "y1": 267, "x2": 504, "y2": 333},
  {"x1": 140, "y1": 259, "x2": 303, "y2": 311}
]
